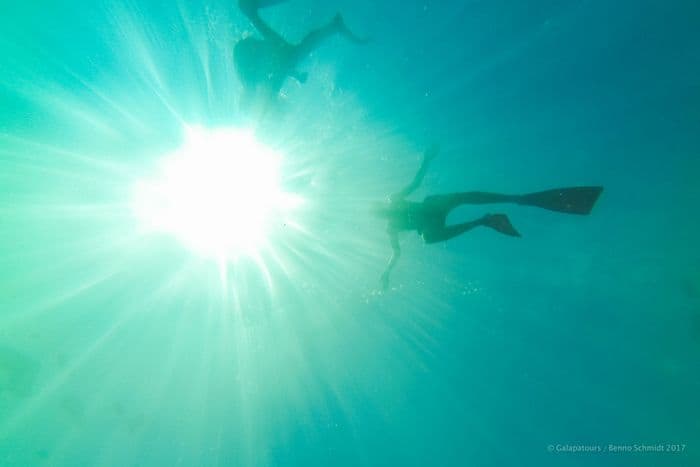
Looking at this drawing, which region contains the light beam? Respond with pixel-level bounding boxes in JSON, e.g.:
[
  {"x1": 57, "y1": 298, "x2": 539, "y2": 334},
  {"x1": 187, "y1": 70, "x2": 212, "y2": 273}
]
[{"x1": 132, "y1": 125, "x2": 301, "y2": 260}]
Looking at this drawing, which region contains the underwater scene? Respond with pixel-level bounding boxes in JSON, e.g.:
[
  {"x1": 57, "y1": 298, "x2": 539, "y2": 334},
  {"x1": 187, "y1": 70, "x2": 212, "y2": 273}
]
[{"x1": 1, "y1": 0, "x2": 699, "y2": 465}]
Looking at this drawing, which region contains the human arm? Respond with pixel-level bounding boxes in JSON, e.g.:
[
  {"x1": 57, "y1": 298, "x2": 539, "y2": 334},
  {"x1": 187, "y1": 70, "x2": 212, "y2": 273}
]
[
  {"x1": 390, "y1": 144, "x2": 439, "y2": 201},
  {"x1": 380, "y1": 231, "x2": 401, "y2": 291}
]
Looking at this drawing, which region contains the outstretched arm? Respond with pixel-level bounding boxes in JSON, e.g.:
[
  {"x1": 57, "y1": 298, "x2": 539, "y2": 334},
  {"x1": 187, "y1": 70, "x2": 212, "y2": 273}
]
[
  {"x1": 390, "y1": 144, "x2": 439, "y2": 201},
  {"x1": 380, "y1": 231, "x2": 401, "y2": 290}
]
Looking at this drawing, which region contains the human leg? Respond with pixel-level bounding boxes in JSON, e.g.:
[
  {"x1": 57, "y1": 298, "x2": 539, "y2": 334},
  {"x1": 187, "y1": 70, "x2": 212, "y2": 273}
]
[
  {"x1": 424, "y1": 192, "x2": 518, "y2": 213},
  {"x1": 421, "y1": 213, "x2": 520, "y2": 243},
  {"x1": 238, "y1": 0, "x2": 288, "y2": 45}
]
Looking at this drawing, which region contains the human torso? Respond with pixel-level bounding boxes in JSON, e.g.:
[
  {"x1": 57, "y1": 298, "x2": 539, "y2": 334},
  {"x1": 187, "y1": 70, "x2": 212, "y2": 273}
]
[
  {"x1": 386, "y1": 200, "x2": 437, "y2": 233},
  {"x1": 234, "y1": 38, "x2": 296, "y2": 90}
]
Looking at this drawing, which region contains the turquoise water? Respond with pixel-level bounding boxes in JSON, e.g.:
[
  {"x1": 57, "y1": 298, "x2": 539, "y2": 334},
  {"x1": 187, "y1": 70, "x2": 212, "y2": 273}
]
[{"x1": 1, "y1": 1, "x2": 699, "y2": 465}]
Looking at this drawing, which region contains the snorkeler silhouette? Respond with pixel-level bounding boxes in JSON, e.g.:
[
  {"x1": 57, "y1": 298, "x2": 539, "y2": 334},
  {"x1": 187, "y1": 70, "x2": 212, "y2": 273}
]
[
  {"x1": 235, "y1": 0, "x2": 366, "y2": 108},
  {"x1": 375, "y1": 145, "x2": 603, "y2": 290}
]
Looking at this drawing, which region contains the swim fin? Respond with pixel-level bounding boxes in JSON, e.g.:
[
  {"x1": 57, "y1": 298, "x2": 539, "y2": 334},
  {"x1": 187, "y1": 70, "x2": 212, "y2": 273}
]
[
  {"x1": 482, "y1": 214, "x2": 521, "y2": 237},
  {"x1": 517, "y1": 186, "x2": 603, "y2": 215}
]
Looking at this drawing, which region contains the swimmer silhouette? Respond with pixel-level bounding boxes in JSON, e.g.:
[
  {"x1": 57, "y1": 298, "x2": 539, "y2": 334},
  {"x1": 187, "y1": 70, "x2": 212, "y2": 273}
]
[
  {"x1": 235, "y1": 0, "x2": 365, "y2": 108},
  {"x1": 374, "y1": 145, "x2": 603, "y2": 290}
]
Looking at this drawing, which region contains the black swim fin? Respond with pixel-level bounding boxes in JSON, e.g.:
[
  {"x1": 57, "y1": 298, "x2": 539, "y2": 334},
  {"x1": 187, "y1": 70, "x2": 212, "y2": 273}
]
[
  {"x1": 518, "y1": 186, "x2": 603, "y2": 215},
  {"x1": 482, "y1": 214, "x2": 521, "y2": 237}
]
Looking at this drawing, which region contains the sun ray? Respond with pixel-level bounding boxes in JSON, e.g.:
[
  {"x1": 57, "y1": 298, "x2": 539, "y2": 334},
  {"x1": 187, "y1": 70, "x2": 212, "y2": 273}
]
[{"x1": 132, "y1": 125, "x2": 303, "y2": 263}]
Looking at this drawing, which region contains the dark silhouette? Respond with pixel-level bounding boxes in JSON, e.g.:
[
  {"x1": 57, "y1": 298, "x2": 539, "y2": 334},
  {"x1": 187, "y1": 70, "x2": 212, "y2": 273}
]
[
  {"x1": 374, "y1": 145, "x2": 603, "y2": 290},
  {"x1": 235, "y1": 0, "x2": 365, "y2": 108}
]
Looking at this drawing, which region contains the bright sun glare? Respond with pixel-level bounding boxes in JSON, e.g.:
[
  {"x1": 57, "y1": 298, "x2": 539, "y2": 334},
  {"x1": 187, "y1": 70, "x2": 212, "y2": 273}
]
[{"x1": 132, "y1": 126, "x2": 300, "y2": 260}]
